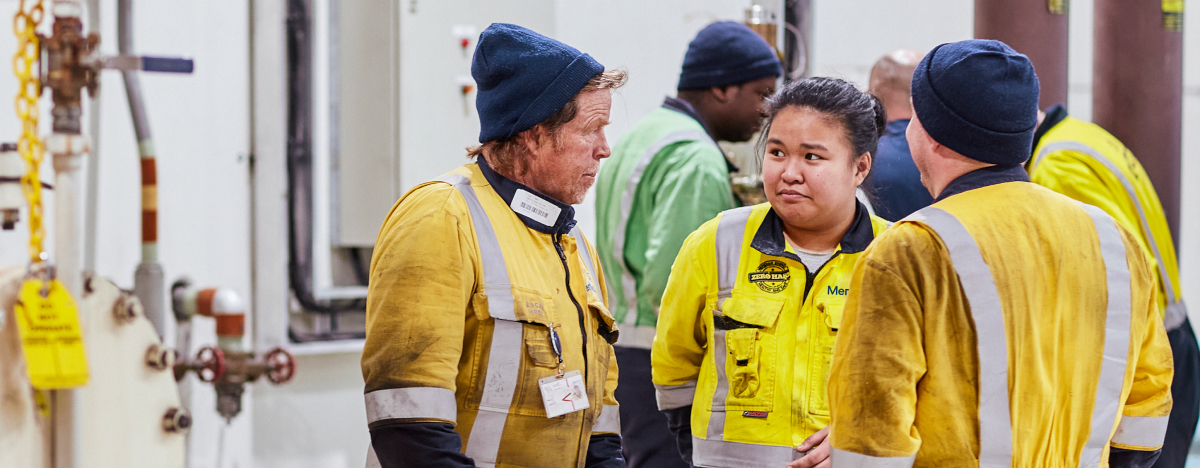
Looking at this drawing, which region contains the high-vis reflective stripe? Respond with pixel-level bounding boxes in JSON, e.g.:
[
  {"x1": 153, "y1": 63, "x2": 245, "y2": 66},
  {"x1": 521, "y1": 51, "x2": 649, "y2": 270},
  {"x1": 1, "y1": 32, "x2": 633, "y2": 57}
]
[
  {"x1": 1035, "y1": 142, "x2": 1187, "y2": 330},
  {"x1": 655, "y1": 381, "x2": 698, "y2": 410},
  {"x1": 440, "y1": 174, "x2": 523, "y2": 466},
  {"x1": 830, "y1": 447, "x2": 916, "y2": 468},
  {"x1": 441, "y1": 174, "x2": 517, "y2": 322},
  {"x1": 611, "y1": 130, "x2": 716, "y2": 347},
  {"x1": 907, "y1": 207, "x2": 1013, "y2": 467},
  {"x1": 1078, "y1": 202, "x2": 1135, "y2": 466},
  {"x1": 707, "y1": 207, "x2": 754, "y2": 440},
  {"x1": 692, "y1": 436, "x2": 802, "y2": 467},
  {"x1": 1111, "y1": 415, "x2": 1171, "y2": 448},
  {"x1": 594, "y1": 404, "x2": 622, "y2": 434},
  {"x1": 573, "y1": 226, "x2": 600, "y2": 294},
  {"x1": 365, "y1": 387, "x2": 457, "y2": 424}
]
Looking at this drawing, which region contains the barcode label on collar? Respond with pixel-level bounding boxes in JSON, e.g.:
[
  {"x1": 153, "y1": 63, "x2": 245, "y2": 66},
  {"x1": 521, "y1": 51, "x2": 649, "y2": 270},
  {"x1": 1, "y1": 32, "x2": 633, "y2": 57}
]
[{"x1": 511, "y1": 189, "x2": 561, "y2": 227}]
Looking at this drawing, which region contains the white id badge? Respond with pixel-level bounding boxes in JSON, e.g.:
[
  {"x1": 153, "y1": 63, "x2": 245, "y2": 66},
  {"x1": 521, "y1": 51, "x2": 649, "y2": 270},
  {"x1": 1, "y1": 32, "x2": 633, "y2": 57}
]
[{"x1": 538, "y1": 370, "x2": 590, "y2": 418}]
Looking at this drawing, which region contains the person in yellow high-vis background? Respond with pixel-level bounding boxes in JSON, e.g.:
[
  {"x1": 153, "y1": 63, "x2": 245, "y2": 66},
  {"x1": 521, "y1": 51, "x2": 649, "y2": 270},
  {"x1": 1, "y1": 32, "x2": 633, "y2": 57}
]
[
  {"x1": 828, "y1": 39, "x2": 1173, "y2": 467},
  {"x1": 1028, "y1": 104, "x2": 1199, "y2": 468},
  {"x1": 361, "y1": 24, "x2": 628, "y2": 468},
  {"x1": 653, "y1": 77, "x2": 890, "y2": 468}
]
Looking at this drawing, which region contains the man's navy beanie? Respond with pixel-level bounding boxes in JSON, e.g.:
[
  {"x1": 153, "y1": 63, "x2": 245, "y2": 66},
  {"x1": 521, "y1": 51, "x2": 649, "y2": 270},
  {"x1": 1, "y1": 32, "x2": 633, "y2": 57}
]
[
  {"x1": 678, "y1": 21, "x2": 783, "y2": 90},
  {"x1": 471, "y1": 23, "x2": 605, "y2": 143},
  {"x1": 911, "y1": 39, "x2": 1039, "y2": 165}
]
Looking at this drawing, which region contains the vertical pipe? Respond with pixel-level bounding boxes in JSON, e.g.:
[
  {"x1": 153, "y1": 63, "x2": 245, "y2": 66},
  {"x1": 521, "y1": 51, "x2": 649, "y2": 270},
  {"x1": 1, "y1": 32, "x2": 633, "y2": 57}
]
[
  {"x1": 117, "y1": 0, "x2": 167, "y2": 335},
  {"x1": 82, "y1": 0, "x2": 99, "y2": 272},
  {"x1": 50, "y1": 137, "x2": 86, "y2": 468},
  {"x1": 1094, "y1": 0, "x2": 1183, "y2": 243},
  {"x1": 974, "y1": 0, "x2": 1069, "y2": 109}
]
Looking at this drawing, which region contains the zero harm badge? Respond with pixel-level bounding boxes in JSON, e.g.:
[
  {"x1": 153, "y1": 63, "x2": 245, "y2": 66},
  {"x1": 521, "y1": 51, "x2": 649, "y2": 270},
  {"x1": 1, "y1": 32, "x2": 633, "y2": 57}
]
[{"x1": 747, "y1": 260, "x2": 790, "y2": 293}]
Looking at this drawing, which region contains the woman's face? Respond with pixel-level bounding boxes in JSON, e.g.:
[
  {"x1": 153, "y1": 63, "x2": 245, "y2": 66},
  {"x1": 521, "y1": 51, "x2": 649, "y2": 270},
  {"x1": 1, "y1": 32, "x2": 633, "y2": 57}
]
[{"x1": 762, "y1": 106, "x2": 871, "y2": 235}]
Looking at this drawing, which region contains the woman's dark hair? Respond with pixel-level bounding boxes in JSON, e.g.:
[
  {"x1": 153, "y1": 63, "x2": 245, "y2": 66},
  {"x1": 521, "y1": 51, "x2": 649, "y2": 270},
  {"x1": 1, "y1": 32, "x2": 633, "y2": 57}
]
[{"x1": 755, "y1": 77, "x2": 887, "y2": 170}]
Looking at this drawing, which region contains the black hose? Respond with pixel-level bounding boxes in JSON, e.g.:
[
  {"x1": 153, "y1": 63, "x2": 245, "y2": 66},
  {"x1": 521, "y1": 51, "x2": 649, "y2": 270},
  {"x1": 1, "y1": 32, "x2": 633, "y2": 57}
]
[{"x1": 285, "y1": 0, "x2": 364, "y2": 317}]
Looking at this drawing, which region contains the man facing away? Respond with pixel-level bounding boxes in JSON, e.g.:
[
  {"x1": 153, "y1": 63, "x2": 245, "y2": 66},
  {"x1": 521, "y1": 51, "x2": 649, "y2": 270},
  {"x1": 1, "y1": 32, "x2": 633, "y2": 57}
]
[
  {"x1": 362, "y1": 23, "x2": 628, "y2": 468},
  {"x1": 860, "y1": 48, "x2": 933, "y2": 221},
  {"x1": 1029, "y1": 103, "x2": 1200, "y2": 468},
  {"x1": 828, "y1": 39, "x2": 1173, "y2": 467},
  {"x1": 594, "y1": 21, "x2": 781, "y2": 468}
]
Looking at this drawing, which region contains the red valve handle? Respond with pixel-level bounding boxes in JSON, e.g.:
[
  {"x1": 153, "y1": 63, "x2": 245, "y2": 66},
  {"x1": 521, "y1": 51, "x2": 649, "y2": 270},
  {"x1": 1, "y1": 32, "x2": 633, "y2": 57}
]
[
  {"x1": 264, "y1": 347, "x2": 296, "y2": 385},
  {"x1": 195, "y1": 346, "x2": 226, "y2": 383}
]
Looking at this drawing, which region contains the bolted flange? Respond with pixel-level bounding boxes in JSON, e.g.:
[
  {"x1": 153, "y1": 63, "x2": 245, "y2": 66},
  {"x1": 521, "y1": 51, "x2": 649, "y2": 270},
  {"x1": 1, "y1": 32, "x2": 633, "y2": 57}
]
[{"x1": 162, "y1": 407, "x2": 192, "y2": 433}]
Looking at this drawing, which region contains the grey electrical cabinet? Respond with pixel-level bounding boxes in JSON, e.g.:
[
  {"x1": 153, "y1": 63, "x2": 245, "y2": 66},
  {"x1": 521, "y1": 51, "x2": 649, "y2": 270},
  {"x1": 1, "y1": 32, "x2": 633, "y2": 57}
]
[{"x1": 331, "y1": 0, "x2": 557, "y2": 246}]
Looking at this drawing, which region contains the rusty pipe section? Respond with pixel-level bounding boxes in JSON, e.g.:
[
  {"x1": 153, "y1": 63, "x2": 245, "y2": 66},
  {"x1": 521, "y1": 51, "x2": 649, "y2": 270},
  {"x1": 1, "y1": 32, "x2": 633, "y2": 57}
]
[
  {"x1": 974, "y1": 0, "x2": 1068, "y2": 109},
  {"x1": 117, "y1": 0, "x2": 165, "y2": 336},
  {"x1": 1094, "y1": 0, "x2": 1184, "y2": 243}
]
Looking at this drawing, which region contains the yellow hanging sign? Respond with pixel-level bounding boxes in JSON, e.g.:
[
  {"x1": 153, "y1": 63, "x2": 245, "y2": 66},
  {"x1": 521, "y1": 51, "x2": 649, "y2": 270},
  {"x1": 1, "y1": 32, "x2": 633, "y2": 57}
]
[
  {"x1": 1163, "y1": 0, "x2": 1183, "y2": 31},
  {"x1": 14, "y1": 278, "x2": 89, "y2": 389}
]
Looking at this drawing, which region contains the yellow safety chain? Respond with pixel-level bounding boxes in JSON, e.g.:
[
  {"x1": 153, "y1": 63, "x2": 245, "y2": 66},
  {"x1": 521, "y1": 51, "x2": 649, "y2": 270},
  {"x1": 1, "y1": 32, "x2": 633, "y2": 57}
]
[{"x1": 12, "y1": 0, "x2": 46, "y2": 264}]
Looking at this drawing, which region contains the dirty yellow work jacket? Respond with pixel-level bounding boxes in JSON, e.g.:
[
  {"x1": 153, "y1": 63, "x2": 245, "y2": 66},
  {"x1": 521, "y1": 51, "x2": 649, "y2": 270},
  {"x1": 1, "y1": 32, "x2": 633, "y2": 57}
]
[
  {"x1": 653, "y1": 202, "x2": 888, "y2": 468},
  {"x1": 361, "y1": 159, "x2": 621, "y2": 468},
  {"x1": 1030, "y1": 109, "x2": 1187, "y2": 330},
  {"x1": 829, "y1": 168, "x2": 1173, "y2": 468}
]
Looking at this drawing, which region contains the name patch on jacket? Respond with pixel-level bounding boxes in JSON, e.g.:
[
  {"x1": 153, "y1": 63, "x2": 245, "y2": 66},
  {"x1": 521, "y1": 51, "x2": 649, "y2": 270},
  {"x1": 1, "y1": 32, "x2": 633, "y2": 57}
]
[
  {"x1": 748, "y1": 260, "x2": 790, "y2": 293},
  {"x1": 742, "y1": 411, "x2": 769, "y2": 418},
  {"x1": 511, "y1": 189, "x2": 561, "y2": 227},
  {"x1": 826, "y1": 285, "x2": 848, "y2": 296}
]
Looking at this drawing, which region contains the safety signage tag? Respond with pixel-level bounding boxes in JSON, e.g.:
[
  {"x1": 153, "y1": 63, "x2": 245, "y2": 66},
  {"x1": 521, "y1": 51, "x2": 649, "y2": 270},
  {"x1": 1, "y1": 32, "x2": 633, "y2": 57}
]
[
  {"x1": 14, "y1": 279, "x2": 89, "y2": 389},
  {"x1": 538, "y1": 369, "x2": 589, "y2": 418}
]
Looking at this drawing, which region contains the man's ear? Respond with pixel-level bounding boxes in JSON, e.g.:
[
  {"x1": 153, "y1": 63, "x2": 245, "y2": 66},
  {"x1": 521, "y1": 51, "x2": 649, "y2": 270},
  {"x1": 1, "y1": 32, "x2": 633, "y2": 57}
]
[
  {"x1": 710, "y1": 84, "x2": 736, "y2": 104},
  {"x1": 521, "y1": 125, "x2": 549, "y2": 157}
]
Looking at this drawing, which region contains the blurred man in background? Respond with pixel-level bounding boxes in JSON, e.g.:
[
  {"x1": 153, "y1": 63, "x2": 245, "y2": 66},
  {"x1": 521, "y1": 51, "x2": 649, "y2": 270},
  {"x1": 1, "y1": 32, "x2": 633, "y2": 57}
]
[{"x1": 860, "y1": 48, "x2": 932, "y2": 221}]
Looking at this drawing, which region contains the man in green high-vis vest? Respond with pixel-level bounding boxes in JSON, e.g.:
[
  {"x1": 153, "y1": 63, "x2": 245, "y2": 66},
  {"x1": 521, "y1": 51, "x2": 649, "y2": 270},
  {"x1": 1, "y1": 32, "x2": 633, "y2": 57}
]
[{"x1": 594, "y1": 21, "x2": 780, "y2": 468}]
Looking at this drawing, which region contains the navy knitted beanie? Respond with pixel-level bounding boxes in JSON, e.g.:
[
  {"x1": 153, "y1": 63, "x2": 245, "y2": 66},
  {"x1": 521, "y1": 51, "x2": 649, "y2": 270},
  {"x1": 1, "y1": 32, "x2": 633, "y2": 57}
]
[
  {"x1": 678, "y1": 21, "x2": 783, "y2": 90},
  {"x1": 911, "y1": 39, "x2": 1039, "y2": 165},
  {"x1": 472, "y1": 23, "x2": 605, "y2": 143}
]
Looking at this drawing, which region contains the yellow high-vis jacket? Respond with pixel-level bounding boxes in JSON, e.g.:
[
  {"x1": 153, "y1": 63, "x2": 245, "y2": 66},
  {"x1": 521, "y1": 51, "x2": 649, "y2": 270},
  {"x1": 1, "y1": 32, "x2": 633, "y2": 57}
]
[
  {"x1": 829, "y1": 173, "x2": 1173, "y2": 468},
  {"x1": 361, "y1": 159, "x2": 622, "y2": 468},
  {"x1": 653, "y1": 202, "x2": 888, "y2": 468},
  {"x1": 1030, "y1": 110, "x2": 1187, "y2": 330}
]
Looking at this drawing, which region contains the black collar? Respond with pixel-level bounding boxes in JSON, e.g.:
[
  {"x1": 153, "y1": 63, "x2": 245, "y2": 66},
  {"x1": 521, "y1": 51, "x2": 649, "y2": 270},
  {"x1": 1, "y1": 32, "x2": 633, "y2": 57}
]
[
  {"x1": 1032, "y1": 103, "x2": 1068, "y2": 151},
  {"x1": 662, "y1": 96, "x2": 739, "y2": 173},
  {"x1": 477, "y1": 156, "x2": 577, "y2": 235},
  {"x1": 749, "y1": 200, "x2": 877, "y2": 262},
  {"x1": 935, "y1": 164, "x2": 1030, "y2": 202}
]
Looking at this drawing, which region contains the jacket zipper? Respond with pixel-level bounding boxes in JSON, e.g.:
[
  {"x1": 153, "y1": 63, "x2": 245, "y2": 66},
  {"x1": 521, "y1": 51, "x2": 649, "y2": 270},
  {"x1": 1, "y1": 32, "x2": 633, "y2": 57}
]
[{"x1": 554, "y1": 233, "x2": 589, "y2": 377}]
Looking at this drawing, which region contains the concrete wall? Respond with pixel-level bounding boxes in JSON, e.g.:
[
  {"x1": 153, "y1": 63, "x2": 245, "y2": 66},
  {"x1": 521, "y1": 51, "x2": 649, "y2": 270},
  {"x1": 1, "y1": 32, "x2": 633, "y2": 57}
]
[{"x1": 0, "y1": 1, "x2": 1195, "y2": 467}]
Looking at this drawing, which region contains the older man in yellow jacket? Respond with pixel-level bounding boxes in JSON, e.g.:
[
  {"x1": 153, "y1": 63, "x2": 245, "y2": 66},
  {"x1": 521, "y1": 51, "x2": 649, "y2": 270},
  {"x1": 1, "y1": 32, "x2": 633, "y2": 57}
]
[
  {"x1": 828, "y1": 39, "x2": 1173, "y2": 467},
  {"x1": 1029, "y1": 104, "x2": 1198, "y2": 467},
  {"x1": 361, "y1": 23, "x2": 628, "y2": 468}
]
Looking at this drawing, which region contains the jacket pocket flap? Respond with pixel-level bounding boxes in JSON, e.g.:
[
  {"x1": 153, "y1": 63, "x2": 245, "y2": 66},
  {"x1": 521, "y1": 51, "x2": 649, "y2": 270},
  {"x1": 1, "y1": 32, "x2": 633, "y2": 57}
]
[
  {"x1": 720, "y1": 295, "x2": 786, "y2": 329},
  {"x1": 471, "y1": 287, "x2": 554, "y2": 326}
]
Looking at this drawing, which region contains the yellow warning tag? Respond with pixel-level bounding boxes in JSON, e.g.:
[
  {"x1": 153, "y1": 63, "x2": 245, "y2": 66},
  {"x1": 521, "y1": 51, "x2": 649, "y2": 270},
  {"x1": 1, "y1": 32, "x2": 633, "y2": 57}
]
[{"x1": 14, "y1": 279, "x2": 89, "y2": 389}]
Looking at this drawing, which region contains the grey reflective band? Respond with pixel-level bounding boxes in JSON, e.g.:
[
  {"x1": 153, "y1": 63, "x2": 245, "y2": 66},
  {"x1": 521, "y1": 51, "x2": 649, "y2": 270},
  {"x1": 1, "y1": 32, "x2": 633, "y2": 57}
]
[
  {"x1": 611, "y1": 130, "x2": 716, "y2": 335},
  {"x1": 439, "y1": 174, "x2": 524, "y2": 466},
  {"x1": 706, "y1": 207, "x2": 753, "y2": 441},
  {"x1": 830, "y1": 447, "x2": 916, "y2": 468},
  {"x1": 1111, "y1": 415, "x2": 1170, "y2": 448},
  {"x1": 1034, "y1": 142, "x2": 1186, "y2": 330},
  {"x1": 907, "y1": 207, "x2": 1013, "y2": 467},
  {"x1": 365, "y1": 387, "x2": 457, "y2": 424},
  {"x1": 594, "y1": 404, "x2": 622, "y2": 434},
  {"x1": 1078, "y1": 203, "x2": 1135, "y2": 467},
  {"x1": 655, "y1": 381, "x2": 698, "y2": 410},
  {"x1": 440, "y1": 174, "x2": 517, "y2": 321},
  {"x1": 572, "y1": 226, "x2": 600, "y2": 295},
  {"x1": 691, "y1": 436, "x2": 802, "y2": 467}
]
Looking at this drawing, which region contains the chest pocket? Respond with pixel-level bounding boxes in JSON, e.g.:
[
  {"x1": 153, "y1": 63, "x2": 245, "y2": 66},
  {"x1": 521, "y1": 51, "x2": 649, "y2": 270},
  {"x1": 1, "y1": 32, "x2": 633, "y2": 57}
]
[
  {"x1": 810, "y1": 280, "x2": 850, "y2": 417},
  {"x1": 714, "y1": 294, "x2": 785, "y2": 411},
  {"x1": 470, "y1": 287, "x2": 567, "y2": 417}
]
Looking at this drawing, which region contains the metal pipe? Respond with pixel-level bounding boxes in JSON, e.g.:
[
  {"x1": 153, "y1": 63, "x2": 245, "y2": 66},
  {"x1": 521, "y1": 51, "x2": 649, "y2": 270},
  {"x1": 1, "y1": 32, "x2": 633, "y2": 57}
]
[
  {"x1": 83, "y1": 0, "x2": 99, "y2": 272},
  {"x1": 49, "y1": 132, "x2": 87, "y2": 468},
  {"x1": 118, "y1": 0, "x2": 166, "y2": 335},
  {"x1": 974, "y1": 0, "x2": 1068, "y2": 109},
  {"x1": 1094, "y1": 0, "x2": 1183, "y2": 243}
]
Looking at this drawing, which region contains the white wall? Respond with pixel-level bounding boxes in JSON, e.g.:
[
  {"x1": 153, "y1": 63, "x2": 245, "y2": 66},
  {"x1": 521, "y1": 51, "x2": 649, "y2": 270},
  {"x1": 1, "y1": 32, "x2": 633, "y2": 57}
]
[{"x1": 0, "y1": 1, "x2": 1196, "y2": 467}]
